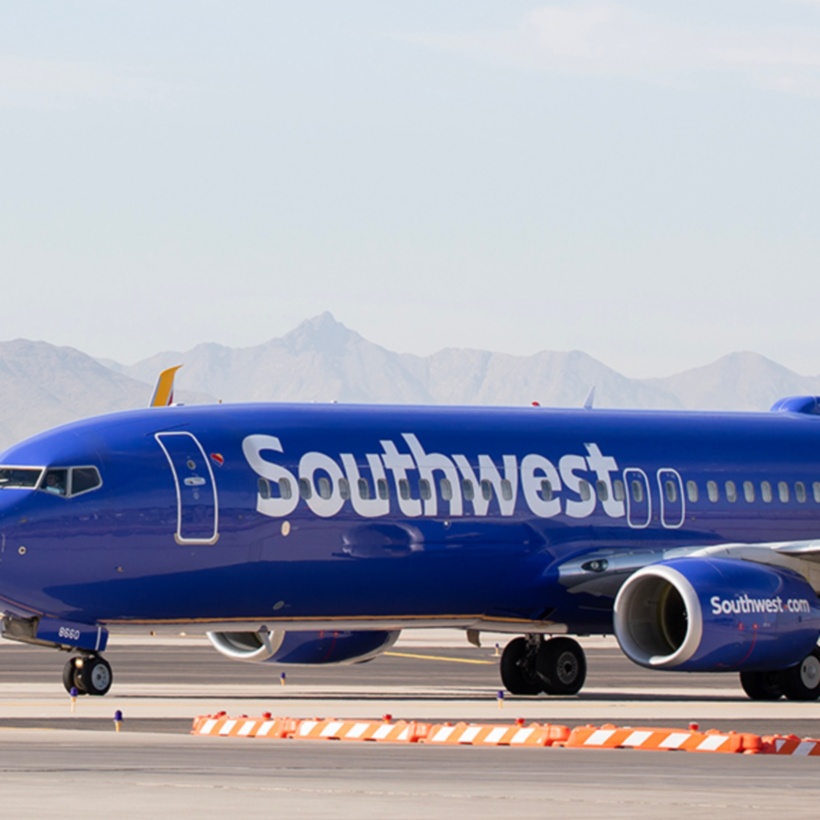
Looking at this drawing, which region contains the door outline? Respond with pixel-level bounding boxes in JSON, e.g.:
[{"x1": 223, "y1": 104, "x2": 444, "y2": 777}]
[
  {"x1": 155, "y1": 432, "x2": 220, "y2": 545},
  {"x1": 623, "y1": 468, "x2": 651, "y2": 529},
  {"x1": 657, "y1": 468, "x2": 685, "y2": 529}
]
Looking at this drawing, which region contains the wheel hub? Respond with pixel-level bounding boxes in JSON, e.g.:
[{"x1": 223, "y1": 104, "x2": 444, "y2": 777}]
[{"x1": 800, "y1": 655, "x2": 820, "y2": 689}]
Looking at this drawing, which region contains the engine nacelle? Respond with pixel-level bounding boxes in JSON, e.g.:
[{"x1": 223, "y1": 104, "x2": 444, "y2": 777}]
[
  {"x1": 613, "y1": 557, "x2": 820, "y2": 672},
  {"x1": 206, "y1": 628, "x2": 400, "y2": 665}
]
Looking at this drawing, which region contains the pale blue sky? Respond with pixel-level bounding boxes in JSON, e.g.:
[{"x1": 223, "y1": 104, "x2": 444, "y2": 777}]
[{"x1": 3, "y1": 1, "x2": 820, "y2": 377}]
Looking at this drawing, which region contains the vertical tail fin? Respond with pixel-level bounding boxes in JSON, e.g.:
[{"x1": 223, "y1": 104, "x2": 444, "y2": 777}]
[{"x1": 149, "y1": 365, "x2": 183, "y2": 407}]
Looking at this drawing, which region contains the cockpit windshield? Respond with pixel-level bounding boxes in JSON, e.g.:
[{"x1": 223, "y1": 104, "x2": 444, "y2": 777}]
[
  {"x1": 0, "y1": 465, "x2": 102, "y2": 497},
  {"x1": 0, "y1": 467, "x2": 44, "y2": 489}
]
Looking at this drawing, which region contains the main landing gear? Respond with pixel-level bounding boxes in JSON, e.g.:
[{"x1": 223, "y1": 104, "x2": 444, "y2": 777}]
[
  {"x1": 500, "y1": 635, "x2": 587, "y2": 696},
  {"x1": 740, "y1": 648, "x2": 820, "y2": 702},
  {"x1": 62, "y1": 655, "x2": 113, "y2": 696}
]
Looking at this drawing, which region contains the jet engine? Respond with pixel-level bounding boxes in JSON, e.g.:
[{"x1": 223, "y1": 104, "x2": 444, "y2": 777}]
[
  {"x1": 206, "y1": 628, "x2": 400, "y2": 665},
  {"x1": 613, "y1": 557, "x2": 820, "y2": 672}
]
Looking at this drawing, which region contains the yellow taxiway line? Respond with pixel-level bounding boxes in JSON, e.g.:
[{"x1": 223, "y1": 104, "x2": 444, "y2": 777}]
[{"x1": 384, "y1": 651, "x2": 494, "y2": 665}]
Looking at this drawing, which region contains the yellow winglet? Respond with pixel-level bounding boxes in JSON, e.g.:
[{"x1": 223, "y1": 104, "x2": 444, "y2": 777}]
[{"x1": 149, "y1": 365, "x2": 183, "y2": 407}]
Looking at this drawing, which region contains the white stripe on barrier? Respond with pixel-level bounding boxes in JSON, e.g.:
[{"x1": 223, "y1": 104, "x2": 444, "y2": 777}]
[
  {"x1": 659, "y1": 733, "x2": 690, "y2": 749},
  {"x1": 321, "y1": 721, "x2": 344, "y2": 738},
  {"x1": 622, "y1": 731, "x2": 653, "y2": 747},
  {"x1": 346, "y1": 723, "x2": 370, "y2": 739},
  {"x1": 257, "y1": 721, "x2": 276, "y2": 737},
  {"x1": 460, "y1": 727, "x2": 481, "y2": 744},
  {"x1": 298, "y1": 721, "x2": 318, "y2": 737},
  {"x1": 485, "y1": 727, "x2": 507, "y2": 744},
  {"x1": 431, "y1": 726, "x2": 456, "y2": 743},
  {"x1": 198, "y1": 719, "x2": 218, "y2": 735},
  {"x1": 238, "y1": 721, "x2": 256, "y2": 737},
  {"x1": 584, "y1": 729, "x2": 616, "y2": 746},
  {"x1": 696, "y1": 735, "x2": 728, "y2": 752},
  {"x1": 219, "y1": 720, "x2": 237, "y2": 736},
  {"x1": 510, "y1": 728, "x2": 535, "y2": 745}
]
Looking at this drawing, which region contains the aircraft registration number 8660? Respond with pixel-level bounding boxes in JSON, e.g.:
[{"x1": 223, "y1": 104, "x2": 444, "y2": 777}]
[{"x1": 58, "y1": 626, "x2": 81, "y2": 641}]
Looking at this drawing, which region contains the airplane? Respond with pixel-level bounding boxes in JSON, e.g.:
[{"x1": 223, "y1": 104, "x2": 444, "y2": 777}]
[{"x1": 1, "y1": 367, "x2": 820, "y2": 701}]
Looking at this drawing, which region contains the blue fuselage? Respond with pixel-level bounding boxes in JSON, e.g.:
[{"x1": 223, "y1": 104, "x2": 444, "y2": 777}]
[{"x1": 1, "y1": 402, "x2": 819, "y2": 634}]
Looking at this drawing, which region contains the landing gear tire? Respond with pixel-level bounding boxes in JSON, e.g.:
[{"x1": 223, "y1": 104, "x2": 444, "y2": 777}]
[
  {"x1": 739, "y1": 670, "x2": 783, "y2": 701},
  {"x1": 62, "y1": 657, "x2": 85, "y2": 695},
  {"x1": 536, "y1": 637, "x2": 587, "y2": 696},
  {"x1": 62, "y1": 656, "x2": 112, "y2": 696},
  {"x1": 779, "y1": 648, "x2": 820, "y2": 701},
  {"x1": 500, "y1": 637, "x2": 543, "y2": 695}
]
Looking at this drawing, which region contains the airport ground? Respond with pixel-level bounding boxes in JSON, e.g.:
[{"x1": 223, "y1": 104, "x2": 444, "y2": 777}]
[{"x1": 0, "y1": 632, "x2": 818, "y2": 818}]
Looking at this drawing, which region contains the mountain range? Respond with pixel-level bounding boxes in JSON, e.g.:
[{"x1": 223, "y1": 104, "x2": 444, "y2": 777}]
[{"x1": 2, "y1": 312, "x2": 819, "y2": 453}]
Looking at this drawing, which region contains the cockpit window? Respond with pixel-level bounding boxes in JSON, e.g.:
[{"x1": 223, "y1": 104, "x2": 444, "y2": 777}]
[
  {"x1": 70, "y1": 467, "x2": 102, "y2": 496},
  {"x1": 42, "y1": 469, "x2": 69, "y2": 496},
  {"x1": 0, "y1": 467, "x2": 44, "y2": 489},
  {"x1": 29, "y1": 466, "x2": 103, "y2": 498}
]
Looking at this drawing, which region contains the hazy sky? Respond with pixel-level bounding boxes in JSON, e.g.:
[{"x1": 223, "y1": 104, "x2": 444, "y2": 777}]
[{"x1": 3, "y1": 1, "x2": 820, "y2": 377}]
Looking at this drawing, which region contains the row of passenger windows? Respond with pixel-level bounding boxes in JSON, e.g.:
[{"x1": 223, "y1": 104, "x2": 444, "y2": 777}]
[
  {"x1": 260, "y1": 475, "x2": 820, "y2": 507},
  {"x1": 259, "y1": 476, "x2": 518, "y2": 503},
  {"x1": 684, "y1": 479, "x2": 820, "y2": 505}
]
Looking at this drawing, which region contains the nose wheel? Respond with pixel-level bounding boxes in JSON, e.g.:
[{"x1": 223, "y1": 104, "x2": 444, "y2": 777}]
[{"x1": 62, "y1": 655, "x2": 113, "y2": 696}]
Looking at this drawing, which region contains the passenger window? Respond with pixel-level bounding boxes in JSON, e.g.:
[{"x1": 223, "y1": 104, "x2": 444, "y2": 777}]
[
  {"x1": 613, "y1": 479, "x2": 625, "y2": 502},
  {"x1": 707, "y1": 480, "x2": 719, "y2": 502},
  {"x1": 686, "y1": 480, "x2": 698, "y2": 503},
  {"x1": 814, "y1": 481, "x2": 820, "y2": 503},
  {"x1": 664, "y1": 480, "x2": 677, "y2": 503},
  {"x1": 339, "y1": 478, "x2": 350, "y2": 500},
  {"x1": 630, "y1": 480, "x2": 643, "y2": 503},
  {"x1": 778, "y1": 481, "x2": 790, "y2": 503},
  {"x1": 317, "y1": 477, "x2": 332, "y2": 500},
  {"x1": 377, "y1": 478, "x2": 389, "y2": 501},
  {"x1": 258, "y1": 478, "x2": 271, "y2": 500},
  {"x1": 501, "y1": 479, "x2": 513, "y2": 501},
  {"x1": 279, "y1": 478, "x2": 293, "y2": 500},
  {"x1": 579, "y1": 480, "x2": 592, "y2": 502},
  {"x1": 743, "y1": 481, "x2": 755, "y2": 503},
  {"x1": 461, "y1": 479, "x2": 474, "y2": 501},
  {"x1": 540, "y1": 479, "x2": 553, "y2": 501},
  {"x1": 419, "y1": 479, "x2": 432, "y2": 501},
  {"x1": 795, "y1": 482, "x2": 807, "y2": 503},
  {"x1": 42, "y1": 469, "x2": 69, "y2": 497},
  {"x1": 725, "y1": 481, "x2": 737, "y2": 503},
  {"x1": 298, "y1": 478, "x2": 312, "y2": 500},
  {"x1": 357, "y1": 478, "x2": 371, "y2": 500},
  {"x1": 481, "y1": 480, "x2": 493, "y2": 500},
  {"x1": 70, "y1": 467, "x2": 102, "y2": 496},
  {"x1": 596, "y1": 480, "x2": 609, "y2": 501},
  {"x1": 399, "y1": 479, "x2": 411, "y2": 500},
  {"x1": 761, "y1": 481, "x2": 772, "y2": 502},
  {"x1": 440, "y1": 479, "x2": 453, "y2": 501}
]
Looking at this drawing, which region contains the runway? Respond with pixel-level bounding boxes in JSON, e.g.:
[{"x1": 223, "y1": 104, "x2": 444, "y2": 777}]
[{"x1": 0, "y1": 633, "x2": 818, "y2": 818}]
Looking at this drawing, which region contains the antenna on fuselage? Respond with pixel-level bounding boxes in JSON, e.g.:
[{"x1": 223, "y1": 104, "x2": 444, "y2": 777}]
[{"x1": 149, "y1": 365, "x2": 183, "y2": 407}]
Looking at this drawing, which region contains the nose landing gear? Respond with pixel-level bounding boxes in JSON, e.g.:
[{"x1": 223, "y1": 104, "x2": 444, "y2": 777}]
[{"x1": 62, "y1": 655, "x2": 113, "y2": 696}]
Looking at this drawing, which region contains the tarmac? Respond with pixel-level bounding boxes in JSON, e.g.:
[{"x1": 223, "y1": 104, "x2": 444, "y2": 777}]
[{"x1": 0, "y1": 631, "x2": 818, "y2": 818}]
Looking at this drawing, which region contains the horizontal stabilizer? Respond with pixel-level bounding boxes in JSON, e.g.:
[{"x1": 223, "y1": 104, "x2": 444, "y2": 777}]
[{"x1": 770, "y1": 396, "x2": 820, "y2": 415}]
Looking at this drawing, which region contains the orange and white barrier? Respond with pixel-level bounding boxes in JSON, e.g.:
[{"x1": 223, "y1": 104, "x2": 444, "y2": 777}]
[
  {"x1": 191, "y1": 714, "x2": 820, "y2": 757},
  {"x1": 762, "y1": 735, "x2": 820, "y2": 756},
  {"x1": 294, "y1": 718, "x2": 429, "y2": 743},
  {"x1": 424, "y1": 721, "x2": 569, "y2": 747},
  {"x1": 192, "y1": 712, "x2": 297, "y2": 739},
  {"x1": 561, "y1": 723, "x2": 763, "y2": 754}
]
